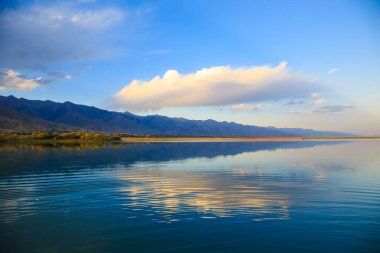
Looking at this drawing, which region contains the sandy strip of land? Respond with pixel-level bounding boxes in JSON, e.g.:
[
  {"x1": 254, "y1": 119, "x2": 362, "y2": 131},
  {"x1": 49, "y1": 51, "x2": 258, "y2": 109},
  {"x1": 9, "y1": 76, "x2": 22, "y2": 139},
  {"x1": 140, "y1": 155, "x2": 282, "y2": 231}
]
[{"x1": 121, "y1": 136, "x2": 380, "y2": 142}]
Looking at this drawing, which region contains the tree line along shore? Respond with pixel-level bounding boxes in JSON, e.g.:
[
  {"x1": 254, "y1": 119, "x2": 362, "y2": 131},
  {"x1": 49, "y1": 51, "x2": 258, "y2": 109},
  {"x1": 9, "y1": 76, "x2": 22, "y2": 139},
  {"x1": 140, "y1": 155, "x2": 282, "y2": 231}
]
[{"x1": 0, "y1": 131, "x2": 122, "y2": 142}]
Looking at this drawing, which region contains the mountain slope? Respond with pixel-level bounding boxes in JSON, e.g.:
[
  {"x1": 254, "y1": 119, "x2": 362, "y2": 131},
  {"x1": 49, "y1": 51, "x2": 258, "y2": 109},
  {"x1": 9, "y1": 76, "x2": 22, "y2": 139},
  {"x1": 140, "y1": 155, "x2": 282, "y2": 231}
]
[
  {"x1": 0, "y1": 95, "x2": 351, "y2": 136},
  {"x1": 0, "y1": 103, "x2": 79, "y2": 132}
]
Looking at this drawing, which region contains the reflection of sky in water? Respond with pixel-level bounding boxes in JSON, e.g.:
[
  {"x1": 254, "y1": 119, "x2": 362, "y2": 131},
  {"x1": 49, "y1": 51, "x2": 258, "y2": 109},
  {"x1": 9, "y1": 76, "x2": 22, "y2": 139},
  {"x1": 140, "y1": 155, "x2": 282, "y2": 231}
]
[
  {"x1": 0, "y1": 140, "x2": 380, "y2": 252},
  {"x1": 113, "y1": 141, "x2": 378, "y2": 222},
  {"x1": 1, "y1": 141, "x2": 379, "y2": 222}
]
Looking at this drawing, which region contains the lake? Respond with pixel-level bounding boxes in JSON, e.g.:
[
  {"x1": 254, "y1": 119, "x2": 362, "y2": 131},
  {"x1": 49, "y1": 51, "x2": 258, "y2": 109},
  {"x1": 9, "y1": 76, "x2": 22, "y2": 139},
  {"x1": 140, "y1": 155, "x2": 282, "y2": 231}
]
[{"x1": 0, "y1": 140, "x2": 379, "y2": 252}]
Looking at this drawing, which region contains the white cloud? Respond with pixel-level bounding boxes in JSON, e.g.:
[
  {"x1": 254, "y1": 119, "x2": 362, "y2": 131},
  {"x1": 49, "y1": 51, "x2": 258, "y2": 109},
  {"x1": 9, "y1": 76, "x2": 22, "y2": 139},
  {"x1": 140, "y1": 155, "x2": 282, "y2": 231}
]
[
  {"x1": 327, "y1": 67, "x2": 340, "y2": 74},
  {"x1": 313, "y1": 98, "x2": 328, "y2": 105},
  {"x1": 309, "y1": 92, "x2": 319, "y2": 97},
  {"x1": 231, "y1": 103, "x2": 263, "y2": 111},
  {"x1": 113, "y1": 62, "x2": 320, "y2": 111},
  {"x1": 69, "y1": 8, "x2": 123, "y2": 29},
  {"x1": 0, "y1": 70, "x2": 45, "y2": 91}
]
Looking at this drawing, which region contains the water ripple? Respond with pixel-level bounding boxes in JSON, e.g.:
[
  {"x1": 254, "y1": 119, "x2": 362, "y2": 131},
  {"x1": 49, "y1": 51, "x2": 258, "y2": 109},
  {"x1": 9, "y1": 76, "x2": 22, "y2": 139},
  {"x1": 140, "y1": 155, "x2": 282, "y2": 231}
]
[{"x1": 1, "y1": 141, "x2": 380, "y2": 252}]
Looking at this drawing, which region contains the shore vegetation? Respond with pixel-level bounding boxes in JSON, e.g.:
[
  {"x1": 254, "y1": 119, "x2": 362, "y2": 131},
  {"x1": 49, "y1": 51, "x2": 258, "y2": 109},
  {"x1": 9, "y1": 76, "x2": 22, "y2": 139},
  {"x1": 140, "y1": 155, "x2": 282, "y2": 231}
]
[{"x1": 0, "y1": 131, "x2": 121, "y2": 142}]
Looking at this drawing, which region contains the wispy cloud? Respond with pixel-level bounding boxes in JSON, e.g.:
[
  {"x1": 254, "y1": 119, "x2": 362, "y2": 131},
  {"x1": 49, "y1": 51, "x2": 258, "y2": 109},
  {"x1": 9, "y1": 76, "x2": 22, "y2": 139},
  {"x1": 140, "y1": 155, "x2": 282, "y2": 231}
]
[
  {"x1": 309, "y1": 92, "x2": 319, "y2": 97},
  {"x1": 112, "y1": 62, "x2": 320, "y2": 111},
  {"x1": 311, "y1": 105, "x2": 354, "y2": 113},
  {"x1": 313, "y1": 98, "x2": 328, "y2": 105},
  {"x1": 327, "y1": 67, "x2": 340, "y2": 74},
  {"x1": 231, "y1": 103, "x2": 263, "y2": 111},
  {"x1": 0, "y1": 1, "x2": 126, "y2": 90},
  {"x1": 0, "y1": 69, "x2": 49, "y2": 91},
  {"x1": 284, "y1": 99, "x2": 306, "y2": 105},
  {"x1": 0, "y1": 2, "x2": 126, "y2": 89},
  {"x1": 136, "y1": 7, "x2": 153, "y2": 16},
  {"x1": 292, "y1": 104, "x2": 354, "y2": 115},
  {"x1": 0, "y1": 4, "x2": 124, "y2": 70}
]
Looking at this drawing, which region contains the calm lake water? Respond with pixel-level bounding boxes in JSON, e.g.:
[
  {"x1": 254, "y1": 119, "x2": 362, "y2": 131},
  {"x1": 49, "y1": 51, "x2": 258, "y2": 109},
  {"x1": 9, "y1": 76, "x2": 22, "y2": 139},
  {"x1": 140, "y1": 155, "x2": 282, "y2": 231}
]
[{"x1": 0, "y1": 140, "x2": 379, "y2": 253}]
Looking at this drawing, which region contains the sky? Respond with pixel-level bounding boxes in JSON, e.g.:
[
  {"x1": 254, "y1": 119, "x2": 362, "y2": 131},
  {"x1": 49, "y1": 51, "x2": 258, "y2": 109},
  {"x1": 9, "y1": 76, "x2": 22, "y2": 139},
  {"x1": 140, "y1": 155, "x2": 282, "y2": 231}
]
[{"x1": 0, "y1": 0, "x2": 379, "y2": 135}]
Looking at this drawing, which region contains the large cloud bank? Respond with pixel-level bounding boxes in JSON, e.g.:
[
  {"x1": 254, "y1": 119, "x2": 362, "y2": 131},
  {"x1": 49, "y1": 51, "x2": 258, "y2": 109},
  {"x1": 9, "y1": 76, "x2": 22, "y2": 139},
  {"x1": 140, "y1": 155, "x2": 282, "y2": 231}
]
[{"x1": 113, "y1": 62, "x2": 319, "y2": 111}]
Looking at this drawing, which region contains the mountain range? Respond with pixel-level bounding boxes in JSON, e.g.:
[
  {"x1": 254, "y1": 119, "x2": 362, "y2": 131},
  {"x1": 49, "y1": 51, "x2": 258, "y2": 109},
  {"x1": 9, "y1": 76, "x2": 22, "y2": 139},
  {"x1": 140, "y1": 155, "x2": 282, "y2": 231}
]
[{"x1": 0, "y1": 95, "x2": 351, "y2": 137}]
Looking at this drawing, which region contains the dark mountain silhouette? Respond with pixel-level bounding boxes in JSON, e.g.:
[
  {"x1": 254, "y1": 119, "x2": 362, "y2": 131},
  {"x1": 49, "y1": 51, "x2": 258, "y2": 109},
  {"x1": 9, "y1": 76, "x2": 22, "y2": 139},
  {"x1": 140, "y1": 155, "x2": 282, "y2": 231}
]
[{"x1": 0, "y1": 95, "x2": 351, "y2": 136}]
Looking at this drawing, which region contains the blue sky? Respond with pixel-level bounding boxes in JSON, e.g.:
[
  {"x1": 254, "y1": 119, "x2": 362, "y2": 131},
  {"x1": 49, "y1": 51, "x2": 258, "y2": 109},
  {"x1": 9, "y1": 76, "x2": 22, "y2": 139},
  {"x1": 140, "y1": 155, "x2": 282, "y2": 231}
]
[{"x1": 0, "y1": 0, "x2": 379, "y2": 134}]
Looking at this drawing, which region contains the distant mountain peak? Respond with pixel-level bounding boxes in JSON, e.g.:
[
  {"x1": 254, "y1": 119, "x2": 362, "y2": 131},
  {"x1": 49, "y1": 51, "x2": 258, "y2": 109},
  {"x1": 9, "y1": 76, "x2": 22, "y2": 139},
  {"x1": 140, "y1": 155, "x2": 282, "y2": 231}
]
[{"x1": 0, "y1": 95, "x2": 352, "y2": 136}]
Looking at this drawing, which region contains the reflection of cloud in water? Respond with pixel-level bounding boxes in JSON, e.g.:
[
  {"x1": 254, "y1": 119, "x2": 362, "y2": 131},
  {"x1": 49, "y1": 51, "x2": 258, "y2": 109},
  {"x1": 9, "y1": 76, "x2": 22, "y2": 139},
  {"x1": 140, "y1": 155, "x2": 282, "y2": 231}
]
[
  {"x1": 117, "y1": 167, "x2": 290, "y2": 221},
  {"x1": 295, "y1": 162, "x2": 354, "y2": 181},
  {"x1": 232, "y1": 166, "x2": 265, "y2": 175},
  {"x1": 116, "y1": 156, "x2": 359, "y2": 221},
  {"x1": 0, "y1": 184, "x2": 38, "y2": 223}
]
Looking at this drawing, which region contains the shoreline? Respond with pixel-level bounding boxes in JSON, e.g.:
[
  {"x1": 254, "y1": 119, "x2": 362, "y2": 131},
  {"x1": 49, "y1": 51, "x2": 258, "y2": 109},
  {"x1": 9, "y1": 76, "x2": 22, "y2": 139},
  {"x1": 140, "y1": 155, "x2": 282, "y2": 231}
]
[
  {"x1": 1, "y1": 136, "x2": 379, "y2": 144},
  {"x1": 121, "y1": 136, "x2": 380, "y2": 142}
]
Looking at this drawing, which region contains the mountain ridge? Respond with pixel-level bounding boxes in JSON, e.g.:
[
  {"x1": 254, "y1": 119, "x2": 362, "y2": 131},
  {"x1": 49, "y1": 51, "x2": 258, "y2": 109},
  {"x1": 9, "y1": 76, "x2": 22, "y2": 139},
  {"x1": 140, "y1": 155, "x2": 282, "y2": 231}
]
[{"x1": 0, "y1": 95, "x2": 352, "y2": 137}]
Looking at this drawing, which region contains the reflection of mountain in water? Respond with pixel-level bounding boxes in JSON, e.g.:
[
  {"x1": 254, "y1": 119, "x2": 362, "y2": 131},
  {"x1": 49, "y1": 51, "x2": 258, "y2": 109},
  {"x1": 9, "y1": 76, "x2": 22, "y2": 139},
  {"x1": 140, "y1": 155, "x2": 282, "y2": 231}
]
[{"x1": 0, "y1": 141, "x2": 346, "y2": 176}]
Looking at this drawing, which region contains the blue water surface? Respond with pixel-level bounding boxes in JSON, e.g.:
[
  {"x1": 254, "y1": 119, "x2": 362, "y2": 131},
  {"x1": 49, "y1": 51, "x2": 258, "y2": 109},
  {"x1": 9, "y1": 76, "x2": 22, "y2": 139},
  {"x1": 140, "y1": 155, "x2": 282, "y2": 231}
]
[{"x1": 0, "y1": 140, "x2": 379, "y2": 252}]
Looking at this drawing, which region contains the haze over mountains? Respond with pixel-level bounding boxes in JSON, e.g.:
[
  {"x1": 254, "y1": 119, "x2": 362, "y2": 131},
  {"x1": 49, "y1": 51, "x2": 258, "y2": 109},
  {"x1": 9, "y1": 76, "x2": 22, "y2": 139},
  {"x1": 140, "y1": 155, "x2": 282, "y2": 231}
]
[{"x1": 0, "y1": 95, "x2": 350, "y2": 137}]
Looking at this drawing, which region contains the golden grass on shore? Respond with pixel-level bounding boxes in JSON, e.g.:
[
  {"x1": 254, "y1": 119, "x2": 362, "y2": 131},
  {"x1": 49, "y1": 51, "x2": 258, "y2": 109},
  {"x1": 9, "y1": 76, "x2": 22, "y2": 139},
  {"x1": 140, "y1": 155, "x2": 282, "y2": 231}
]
[{"x1": 121, "y1": 136, "x2": 380, "y2": 142}]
